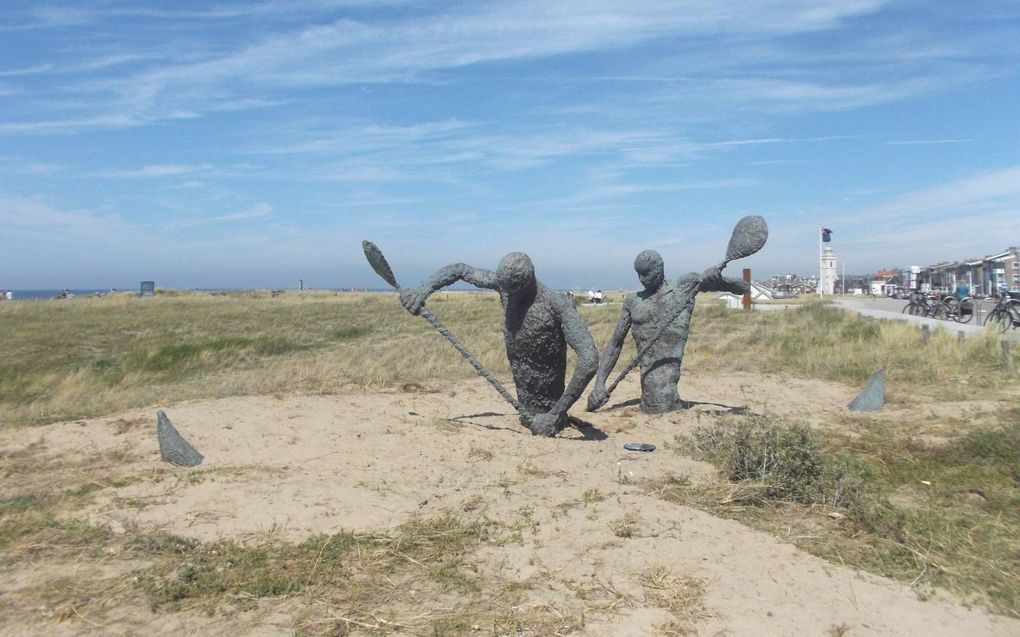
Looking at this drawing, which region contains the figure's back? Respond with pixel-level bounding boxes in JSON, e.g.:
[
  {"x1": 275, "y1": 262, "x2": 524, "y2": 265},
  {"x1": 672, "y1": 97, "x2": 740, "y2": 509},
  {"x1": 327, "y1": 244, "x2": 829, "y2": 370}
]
[{"x1": 501, "y1": 284, "x2": 567, "y2": 411}]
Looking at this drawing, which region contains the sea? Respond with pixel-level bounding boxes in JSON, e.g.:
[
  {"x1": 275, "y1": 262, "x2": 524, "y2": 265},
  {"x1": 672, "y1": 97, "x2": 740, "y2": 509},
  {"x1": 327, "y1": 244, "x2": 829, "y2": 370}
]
[
  {"x1": 0, "y1": 288, "x2": 392, "y2": 301},
  {"x1": 4, "y1": 289, "x2": 114, "y2": 300}
]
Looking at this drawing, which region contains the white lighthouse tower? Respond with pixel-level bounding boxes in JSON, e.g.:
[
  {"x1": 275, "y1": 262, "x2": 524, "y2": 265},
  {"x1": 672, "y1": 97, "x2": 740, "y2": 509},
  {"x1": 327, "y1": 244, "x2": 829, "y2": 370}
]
[{"x1": 820, "y1": 246, "x2": 838, "y2": 295}]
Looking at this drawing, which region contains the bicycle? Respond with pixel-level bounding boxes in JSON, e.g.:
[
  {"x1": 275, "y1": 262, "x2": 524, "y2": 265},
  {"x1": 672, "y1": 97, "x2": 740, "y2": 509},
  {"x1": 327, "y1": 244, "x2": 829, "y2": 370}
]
[
  {"x1": 902, "y1": 290, "x2": 932, "y2": 316},
  {"x1": 983, "y1": 292, "x2": 1020, "y2": 332},
  {"x1": 938, "y1": 295, "x2": 974, "y2": 323},
  {"x1": 923, "y1": 291, "x2": 951, "y2": 320}
]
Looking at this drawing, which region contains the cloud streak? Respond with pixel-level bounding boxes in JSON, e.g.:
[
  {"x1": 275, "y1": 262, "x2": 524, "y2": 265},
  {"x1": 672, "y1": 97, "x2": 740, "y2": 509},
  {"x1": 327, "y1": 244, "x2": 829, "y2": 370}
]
[{"x1": 0, "y1": 0, "x2": 921, "y2": 132}]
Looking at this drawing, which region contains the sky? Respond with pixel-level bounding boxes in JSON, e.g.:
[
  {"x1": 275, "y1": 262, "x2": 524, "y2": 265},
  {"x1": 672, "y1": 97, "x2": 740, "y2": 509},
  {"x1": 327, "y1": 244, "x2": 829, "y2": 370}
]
[{"x1": 1, "y1": 0, "x2": 1018, "y2": 290}]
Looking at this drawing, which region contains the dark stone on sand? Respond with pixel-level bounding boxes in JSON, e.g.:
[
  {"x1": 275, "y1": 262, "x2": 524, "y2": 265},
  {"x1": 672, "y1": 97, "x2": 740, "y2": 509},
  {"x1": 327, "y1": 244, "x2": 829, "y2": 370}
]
[
  {"x1": 848, "y1": 370, "x2": 885, "y2": 412},
  {"x1": 157, "y1": 410, "x2": 204, "y2": 466}
]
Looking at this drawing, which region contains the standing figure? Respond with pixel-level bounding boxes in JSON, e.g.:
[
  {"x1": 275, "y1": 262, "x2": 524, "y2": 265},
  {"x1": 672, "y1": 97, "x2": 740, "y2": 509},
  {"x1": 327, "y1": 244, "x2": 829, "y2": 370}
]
[
  {"x1": 587, "y1": 250, "x2": 748, "y2": 414},
  {"x1": 400, "y1": 252, "x2": 598, "y2": 437}
]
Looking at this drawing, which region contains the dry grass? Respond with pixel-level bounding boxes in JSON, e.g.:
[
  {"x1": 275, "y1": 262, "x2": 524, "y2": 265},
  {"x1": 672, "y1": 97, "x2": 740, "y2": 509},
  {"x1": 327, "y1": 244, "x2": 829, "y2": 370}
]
[
  {"x1": 6, "y1": 290, "x2": 1012, "y2": 428},
  {"x1": 687, "y1": 300, "x2": 1018, "y2": 394},
  {"x1": 640, "y1": 566, "x2": 712, "y2": 634},
  {"x1": 652, "y1": 409, "x2": 1020, "y2": 618},
  {"x1": 0, "y1": 289, "x2": 629, "y2": 428}
]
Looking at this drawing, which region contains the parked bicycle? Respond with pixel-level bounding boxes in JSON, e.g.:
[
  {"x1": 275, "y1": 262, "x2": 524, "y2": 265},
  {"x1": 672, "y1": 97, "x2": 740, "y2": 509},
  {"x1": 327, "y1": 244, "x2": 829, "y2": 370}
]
[
  {"x1": 937, "y1": 295, "x2": 974, "y2": 323},
  {"x1": 902, "y1": 290, "x2": 933, "y2": 316},
  {"x1": 984, "y1": 291, "x2": 1020, "y2": 332},
  {"x1": 903, "y1": 289, "x2": 974, "y2": 323}
]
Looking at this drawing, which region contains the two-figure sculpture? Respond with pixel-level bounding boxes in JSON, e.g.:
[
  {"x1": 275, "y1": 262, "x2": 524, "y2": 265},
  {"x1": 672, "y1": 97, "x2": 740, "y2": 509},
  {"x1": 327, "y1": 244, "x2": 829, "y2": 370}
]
[{"x1": 369, "y1": 215, "x2": 767, "y2": 436}]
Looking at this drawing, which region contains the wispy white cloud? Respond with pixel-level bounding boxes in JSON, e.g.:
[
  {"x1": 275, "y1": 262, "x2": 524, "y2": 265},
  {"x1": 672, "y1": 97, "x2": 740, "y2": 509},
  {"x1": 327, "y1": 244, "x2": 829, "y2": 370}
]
[
  {"x1": 95, "y1": 163, "x2": 215, "y2": 178},
  {"x1": 170, "y1": 203, "x2": 273, "y2": 229},
  {"x1": 781, "y1": 166, "x2": 1020, "y2": 270},
  {"x1": 0, "y1": 114, "x2": 144, "y2": 133},
  {"x1": 0, "y1": 159, "x2": 63, "y2": 175},
  {"x1": 883, "y1": 138, "x2": 972, "y2": 146},
  {"x1": 0, "y1": 63, "x2": 53, "y2": 76},
  {"x1": 2, "y1": 1, "x2": 900, "y2": 132},
  {"x1": 855, "y1": 166, "x2": 1020, "y2": 223}
]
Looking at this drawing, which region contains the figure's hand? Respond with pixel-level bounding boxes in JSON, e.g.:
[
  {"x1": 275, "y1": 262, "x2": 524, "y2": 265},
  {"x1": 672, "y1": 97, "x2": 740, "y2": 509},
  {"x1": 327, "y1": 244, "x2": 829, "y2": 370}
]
[
  {"x1": 528, "y1": 411, "x2": 562, "y2": 437},
  {"x1": 399, "y1": 287, "x2": 428, "y2": 315},
  {"x1": 702, "y1": 265, "x2": 723, "y2": 281},
  {"x1": 586, "y1": 384, "x2": 609, "y2": 412},
  {"x1": 733, "y1": 279, "x2": 751, "y2": 294}
]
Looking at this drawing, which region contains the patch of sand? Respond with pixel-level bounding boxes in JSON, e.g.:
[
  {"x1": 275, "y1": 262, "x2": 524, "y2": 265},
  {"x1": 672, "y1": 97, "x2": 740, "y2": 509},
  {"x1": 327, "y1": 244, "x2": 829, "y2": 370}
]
[{"x1": 2, "y1": 372, "x2": 1017, "y2": 635}]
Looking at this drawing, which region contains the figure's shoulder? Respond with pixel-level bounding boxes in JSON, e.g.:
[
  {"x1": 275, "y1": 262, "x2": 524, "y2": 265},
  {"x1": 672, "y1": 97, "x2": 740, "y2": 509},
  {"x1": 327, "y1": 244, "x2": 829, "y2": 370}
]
[
  {"x1": 676, "y1": 272, "x2": 700, "y2": 286},
  {"x1": 539, "y1": 283, "x2": 572, "y2": 309}
]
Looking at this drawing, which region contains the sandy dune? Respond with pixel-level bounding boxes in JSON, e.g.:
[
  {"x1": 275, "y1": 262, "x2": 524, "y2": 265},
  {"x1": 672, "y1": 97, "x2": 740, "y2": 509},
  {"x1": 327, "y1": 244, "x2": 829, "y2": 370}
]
[{"x1": 2, "y1": 372, "x2": 1018, "y2": 636}]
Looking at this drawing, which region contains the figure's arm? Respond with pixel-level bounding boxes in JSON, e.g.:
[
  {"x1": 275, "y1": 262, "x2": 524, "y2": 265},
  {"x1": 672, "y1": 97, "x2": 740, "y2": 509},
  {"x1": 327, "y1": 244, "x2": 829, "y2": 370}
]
[
  {"x1": 586, "y1": 302, "x2": 632, "y2": 411},
  {"x1": 697, "y1": 265, "x2": 749, "y2": 295},
  {"x1": 400, "y1": 263, "x2": 498, "y2": 314},
  {"x1": 547, "y1": 295, "x2": 599, "y2": 417}
]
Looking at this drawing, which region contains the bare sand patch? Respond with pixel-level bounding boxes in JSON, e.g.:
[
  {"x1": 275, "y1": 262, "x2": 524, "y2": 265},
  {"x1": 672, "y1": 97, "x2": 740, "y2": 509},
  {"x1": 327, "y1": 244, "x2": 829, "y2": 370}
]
[{"x1": 2, "y1": 373, "x2": 1017, "y2": 636}]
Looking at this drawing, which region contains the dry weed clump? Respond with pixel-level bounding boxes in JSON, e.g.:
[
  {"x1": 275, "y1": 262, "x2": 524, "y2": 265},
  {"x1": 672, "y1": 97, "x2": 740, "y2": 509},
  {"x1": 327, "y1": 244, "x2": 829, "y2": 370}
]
[
  {"x1": 640, "y1": 566, "x2": 712, "y2": 633},
  {"x1": 675, "y1": 414, "x2": 869, "y2": 509}
]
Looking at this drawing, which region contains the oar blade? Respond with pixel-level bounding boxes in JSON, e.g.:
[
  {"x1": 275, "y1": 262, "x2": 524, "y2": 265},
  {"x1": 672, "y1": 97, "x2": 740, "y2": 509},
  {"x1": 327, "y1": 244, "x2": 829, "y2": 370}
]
[
  {"x1": 724, "y1": 215, "x2": 768, "y2": 263},
  {"x1": 362, "y1": 240, "x2": 400, "y2": 289}
]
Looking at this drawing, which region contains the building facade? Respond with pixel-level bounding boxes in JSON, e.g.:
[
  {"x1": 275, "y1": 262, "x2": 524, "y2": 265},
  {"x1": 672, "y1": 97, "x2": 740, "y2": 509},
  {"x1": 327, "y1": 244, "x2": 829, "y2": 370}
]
[{"x1": 913, "y1": 246, "x2": 1020, "y2": 296}]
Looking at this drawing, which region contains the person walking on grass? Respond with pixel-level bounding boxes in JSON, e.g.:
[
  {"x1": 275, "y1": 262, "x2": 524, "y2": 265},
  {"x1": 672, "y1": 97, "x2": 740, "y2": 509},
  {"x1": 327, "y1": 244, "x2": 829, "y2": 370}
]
[{"x1": 400, "y1": 252, "x2": 598, "y2": 437}]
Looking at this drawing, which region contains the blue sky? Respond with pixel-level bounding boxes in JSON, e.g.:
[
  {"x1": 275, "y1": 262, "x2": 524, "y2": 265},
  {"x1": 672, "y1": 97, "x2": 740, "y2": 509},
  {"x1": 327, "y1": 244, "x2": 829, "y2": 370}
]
[{"x1": 1, "y1": 1, "x2": 1018, "y2": 290}]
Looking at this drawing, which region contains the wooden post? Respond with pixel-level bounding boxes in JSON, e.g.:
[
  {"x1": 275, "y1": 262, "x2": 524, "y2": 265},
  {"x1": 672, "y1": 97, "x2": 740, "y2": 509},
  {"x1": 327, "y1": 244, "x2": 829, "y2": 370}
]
[
  {"x1": 922, "y1": 324, "x2": 931, "y2": 344},
  {"x1": 742, "y1": 268, "x2": 751, "y2": 311}
]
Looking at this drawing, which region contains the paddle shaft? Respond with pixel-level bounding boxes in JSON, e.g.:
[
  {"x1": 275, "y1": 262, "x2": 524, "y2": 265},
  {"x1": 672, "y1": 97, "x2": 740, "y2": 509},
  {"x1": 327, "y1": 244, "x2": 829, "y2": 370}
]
[
  {"x1": 362, "y1": 241, "x2": 522, "y2": 412},
  {"x1": 416, "y1": 306, "x2": 522, "y2": 411}
]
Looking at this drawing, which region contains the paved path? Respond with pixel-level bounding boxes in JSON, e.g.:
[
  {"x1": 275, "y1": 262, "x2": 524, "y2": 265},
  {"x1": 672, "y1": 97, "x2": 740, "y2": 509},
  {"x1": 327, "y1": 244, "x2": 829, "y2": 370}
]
[{"x1": 832, "y1": 297, "x2": 1020, "y2": 340}]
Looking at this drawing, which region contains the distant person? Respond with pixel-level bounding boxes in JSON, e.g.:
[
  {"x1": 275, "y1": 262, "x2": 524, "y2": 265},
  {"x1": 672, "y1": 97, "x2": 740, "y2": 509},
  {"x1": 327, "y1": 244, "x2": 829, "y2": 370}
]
[
  {"x1": 955, "y1": 282, "x2": 970, "y2": 301},
  {"x1": 400, "y1": 252, "x2": 598, "y2": 436},
  {"x1": 587, "y1": 249, "x2": 748, "y2": 414}
]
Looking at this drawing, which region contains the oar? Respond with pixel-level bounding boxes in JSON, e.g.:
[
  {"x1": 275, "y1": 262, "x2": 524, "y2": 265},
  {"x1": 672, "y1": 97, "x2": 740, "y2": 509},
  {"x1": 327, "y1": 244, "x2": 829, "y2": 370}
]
[
  {"x1": 362, "y1": 240, "x2": 523, "y2": 412},
  {"x1": 597, "y1": 215, "x2": 768, "y2": 403}
]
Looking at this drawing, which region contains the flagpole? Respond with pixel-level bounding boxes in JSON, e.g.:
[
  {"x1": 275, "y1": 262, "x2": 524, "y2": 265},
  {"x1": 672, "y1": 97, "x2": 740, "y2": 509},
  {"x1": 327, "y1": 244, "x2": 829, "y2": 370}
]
[{"x1": 818, "y1": 224, "x2": 822, "y2": 297}]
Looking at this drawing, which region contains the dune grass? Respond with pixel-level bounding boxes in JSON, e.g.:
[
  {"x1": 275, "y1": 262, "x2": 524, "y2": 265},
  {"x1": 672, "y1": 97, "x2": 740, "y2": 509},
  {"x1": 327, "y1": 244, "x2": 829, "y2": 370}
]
[
  {"x1": 653, "y1": 410, "x2": 1020, "y2": 617},
  {"x1": 1, "y1": 292, "x2": 1016, "y2": 428},
  {"x1": 686, "y1": 301, "x2": 1016, "y2": 392}
]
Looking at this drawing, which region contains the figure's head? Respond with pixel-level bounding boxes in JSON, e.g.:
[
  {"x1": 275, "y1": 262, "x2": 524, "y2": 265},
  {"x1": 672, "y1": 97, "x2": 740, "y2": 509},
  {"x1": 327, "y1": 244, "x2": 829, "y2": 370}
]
[
  {"x1": 496, "y1": 252, "x2": 537, "y2": 295},
  {"x1": 634, "y1": 249, "x2": 664, "y2": 291}
]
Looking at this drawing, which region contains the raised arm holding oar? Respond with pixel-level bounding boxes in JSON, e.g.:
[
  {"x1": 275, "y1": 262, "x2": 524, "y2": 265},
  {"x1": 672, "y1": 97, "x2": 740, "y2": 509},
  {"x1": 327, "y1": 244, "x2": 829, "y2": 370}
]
[
  {"x1": 373, "y1": 247, "x2": 598, "y2": 437},
  {"x1": 587, "y1": 216, "x2": 768, "y2": 414}
]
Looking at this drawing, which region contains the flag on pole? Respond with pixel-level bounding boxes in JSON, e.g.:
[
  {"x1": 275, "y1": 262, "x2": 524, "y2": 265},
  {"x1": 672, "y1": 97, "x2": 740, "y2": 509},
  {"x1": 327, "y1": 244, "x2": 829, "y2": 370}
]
[{"x1": 821, "y1": 227, "x2": 833, "y2": 242}]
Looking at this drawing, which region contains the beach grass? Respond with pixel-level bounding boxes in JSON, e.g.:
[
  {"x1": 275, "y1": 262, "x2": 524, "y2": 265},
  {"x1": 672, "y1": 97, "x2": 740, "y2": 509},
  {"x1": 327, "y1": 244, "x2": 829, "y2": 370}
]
[
  {"x1": 652, "y1": 410, "x2": 1020, "y2": 617},
  {"x1": 1, "y1": 291, "x2": 1015, "y2": 428}
]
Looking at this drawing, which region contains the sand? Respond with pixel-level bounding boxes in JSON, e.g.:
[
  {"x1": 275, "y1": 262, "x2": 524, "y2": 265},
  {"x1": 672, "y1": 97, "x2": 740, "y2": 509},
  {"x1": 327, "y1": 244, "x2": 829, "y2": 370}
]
[{"x1": 2, "y1": 372, "x2": 1018, "y2": 636}]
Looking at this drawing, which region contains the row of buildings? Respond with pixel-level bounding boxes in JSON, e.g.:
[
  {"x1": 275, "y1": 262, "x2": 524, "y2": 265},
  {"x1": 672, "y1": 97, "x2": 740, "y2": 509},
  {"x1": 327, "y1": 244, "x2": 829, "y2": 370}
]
[
  {"x1": 767, "y1": 245, "x2": 1020, "y2": 298},
  {"x1": 873, "y1": 246, "x2": 1020, "y2": 297}
]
